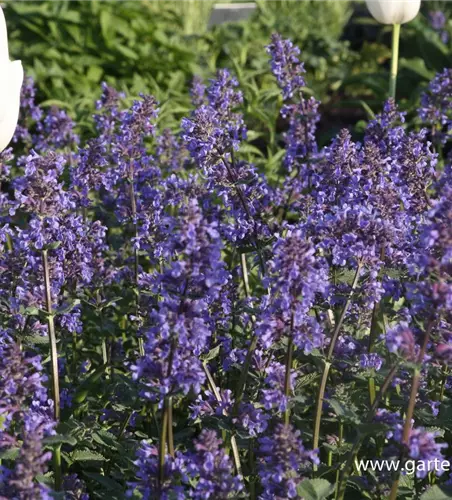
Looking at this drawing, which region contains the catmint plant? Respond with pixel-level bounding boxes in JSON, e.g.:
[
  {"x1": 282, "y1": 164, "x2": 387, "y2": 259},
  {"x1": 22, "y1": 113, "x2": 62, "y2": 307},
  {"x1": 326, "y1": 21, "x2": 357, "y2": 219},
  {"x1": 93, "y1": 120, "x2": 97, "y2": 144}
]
[{"x1": 2, "y1": 26, "x2": 452, "y2": 500}]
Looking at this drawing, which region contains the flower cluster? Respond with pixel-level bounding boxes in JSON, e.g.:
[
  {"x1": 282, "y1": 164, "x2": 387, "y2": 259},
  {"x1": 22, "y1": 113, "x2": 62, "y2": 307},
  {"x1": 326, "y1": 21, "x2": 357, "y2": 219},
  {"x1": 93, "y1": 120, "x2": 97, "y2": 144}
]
[
  {"x1": 3, "y1": 30, "x2": 452, "y2": 500},
  {"x1": 419, "y1": 68, "x2": 452, "y2": 144},
  {"x1": 429, "y1": 11, "x2": 449, "y2": 44},
  {"x1": 133, "y1": 199, "x2": 229, "y2": 403},
  {"x1": 129, "y1": 430, "x2": 243, "y2": 499},
  {"x1": 258, "y1": 423, "x2": 318, "y2": 499},
  {"x1": 393, "y1": 425, "x2": 448, "y2": 478},
  {"x1": 0, "y1": 338, "x2": 54, "y2": 499},
  {"x1": 258, "y1": 229, "x2": 328, "y2": 351}
]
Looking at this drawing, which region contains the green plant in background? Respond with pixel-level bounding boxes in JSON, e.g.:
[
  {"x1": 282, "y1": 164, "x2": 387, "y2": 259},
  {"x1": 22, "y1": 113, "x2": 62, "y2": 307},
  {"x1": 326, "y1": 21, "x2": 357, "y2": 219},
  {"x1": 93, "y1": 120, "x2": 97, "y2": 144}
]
[
  {"x1": 7, "y1": 0, "x2": 452, "y2": 161},
  {"x1": 4, "y1": 0, "x2": 360, "y2": 151},
  {"x1": 256, "y1": 0, "x2": 353, "y2": 42},
  {"x1": 5, "y1": 1, "x2": 208, "y2": 130},
  {"x1": 172, "y1": 0, "x2": 215, "y2": 35}
]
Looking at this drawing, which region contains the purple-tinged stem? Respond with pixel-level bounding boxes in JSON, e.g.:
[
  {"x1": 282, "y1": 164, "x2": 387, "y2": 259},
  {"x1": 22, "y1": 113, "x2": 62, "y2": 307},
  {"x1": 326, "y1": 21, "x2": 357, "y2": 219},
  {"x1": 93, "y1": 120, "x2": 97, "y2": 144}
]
[
  {"x1": 167, "y1": 396, "x2": 175, "y2": 458},
  {"x1": 158, "y1": 398, "x2": 169, "y2": 487},
  {"x1": 42, "y1": 249, "x2": 62, "y2": 491}
]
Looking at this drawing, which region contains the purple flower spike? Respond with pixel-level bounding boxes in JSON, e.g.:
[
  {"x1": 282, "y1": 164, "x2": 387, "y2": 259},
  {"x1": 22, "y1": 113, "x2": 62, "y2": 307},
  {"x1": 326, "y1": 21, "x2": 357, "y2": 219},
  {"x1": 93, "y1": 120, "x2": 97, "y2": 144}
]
[{"x1": 258, "y1": 423, "x2": 318, "y2": 499}]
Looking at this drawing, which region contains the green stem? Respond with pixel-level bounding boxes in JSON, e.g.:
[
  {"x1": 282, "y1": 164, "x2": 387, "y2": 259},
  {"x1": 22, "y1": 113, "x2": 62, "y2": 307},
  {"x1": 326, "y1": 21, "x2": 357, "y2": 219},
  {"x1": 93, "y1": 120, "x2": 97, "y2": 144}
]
[
  {"x1": 42, "y1": 249, "x2": 62, "y2": 491},
  {"x1": 336, "y1": 363, "x2": 399, "y2": 500},
  {"x1": 439, "y1": 368, "x2": 449, "y2": 411},
  {"x1": 158, "y1": 399, "x2": 169, "y2": 487},
  {"x1": 327, "y1": 264, "x2": 362, "y2": 361},
  {"x1": 283, "y1": 335, "x2": 294, "y2": 426},
  {"x1": 53, "y1": 444, "x2": 62, "y2": 493},
  {"x1": 225, "y1": 153, "x2": 266, "y2": 277},
  {"x1": 203, "y1": 363, "x2": 242, "y2": 475},
  {"x1": 367, "y1": 302, "x2": 380, "y2": 406},
  {"x1": 226, "y1": 148, "x2": 268, "y2": 417},
  {"x1": 72, "y1": 331, "x2": 78, "y2": 380},
  {"x1": 233, "y1": 334, "x2": 258, "y2": 411},
  {"x1": 232, "y1": 253, "x2": 259, "y2": 411},
  {"x1": 129, "y1": 177, "x2": 144, "y2": 357},
  {"x1": 313, "y1": 361, "x2": 331, "y2": 457},
  {"x1": 367, "y1": 247, "x2": 386, "y2": 406},
  {"x1": 240, "y1": 253, "x2": 251, "y2": 299},
  {"x1": 167, "y1": 396, "x2": 175, "y2": 457},
  {"x1": 313, "y1": 263, "x2": 362, "y2": 454},
  {"x1": 334, "y1": 422, "x2": 344, "y2": 495},
  {"x1": 101, "y1": 338, "x2": 108, "y2": 367},
  {"x1": 389, "y1": 320, "x2": 434, "y2": 500},
  {"x1": 389, "y1": 24, "x2": 401, "y2": 100}
]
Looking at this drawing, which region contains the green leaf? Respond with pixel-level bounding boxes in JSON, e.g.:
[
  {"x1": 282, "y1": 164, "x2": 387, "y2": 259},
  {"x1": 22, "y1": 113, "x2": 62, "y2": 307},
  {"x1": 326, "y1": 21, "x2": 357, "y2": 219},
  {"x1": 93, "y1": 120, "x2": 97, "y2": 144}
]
[
  {"x1": 239, "y1": 144, "x2": 265, "y2": 158},
  {"x1": 20, "y1": 305, "x2": 41, "y2": 316},
  {"x1": 359, "y1": 100, "x2": 375, "y2": 120},
  {"x1": 55, "y1": 299, "x2": 80, "y2": 316},
  {"x1": 25, "y1": 335, "x2": 50, "y2": 345},
  {"x1": 420, "y1": 486, "x2": 452, "y2": 500},
  {"x1": 74, "y1": 363, "x2": 109, "y2": 402},
  {"x1": 399, "y1": 57, "x2": 435, "y2": 82},
  {"x1": 83, "y1": 472, "x2": 122, "y2": 491},
  {"x1": 357, "y1": 423, "x2": 389, "y2": 437},
  {"x1": 328, "y1": 399, "x2": 360, "y2": 424},
  {"x1": 71, "y1": 449, "x2": 106, "y2": 462},
  {"x1": 73, "y1": 389, "x2": 89, "y2": 404},
  {"x1": 100, "y1": 10, "x2": 114, "y2": 45},
  {"x1": 201, "y1": 345, "x2": 221, "y2": 362},
  {"x1": 0, "y1": 447, "x2": 20, "y2": 460},
  {"x1": 45, "y1": 241, "x2": 62, "y2": 250},
  {"x1": 43, "y1": 434, "x2": 77, "y2": 447},
  {"x1": 297, "y1": 479, "x2": 335, "y2": 500},
  {"x1": 296, "y1": 372, "x2": 319, "y2": 390},
  {"x1": 92, "y1": 430, "x2": 119, "y2": 449}
]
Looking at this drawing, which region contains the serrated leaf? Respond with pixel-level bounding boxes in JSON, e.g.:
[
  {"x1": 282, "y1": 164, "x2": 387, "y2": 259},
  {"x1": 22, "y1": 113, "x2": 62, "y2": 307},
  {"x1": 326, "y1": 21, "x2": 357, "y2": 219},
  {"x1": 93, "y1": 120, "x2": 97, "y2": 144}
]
[
  {"x1": 296, "y1": 372, "x2": 319, "y2": 390},
  {"x1": 24, "y1": 335, "x2": 50, "y2": 345},
  {"x1": 20, "y1": 305, "x2": 41, "y2": 316},
  {"x1": 43, "y1": 434, "x2": 77, "y2": 447},
  {"x1": 201, "y1": 345, "x2": 221, "y2": 362},
  {"x1": 420, "y1": 486, "x2": 452, "y2": 500},
  {"x1": 71, "y1": 449, "x2": 106, "y2": 462},
  {"x1": 425, "y1": 427, "x2": 445, "y2": 438},
  {"x1": 0, "y1": 447, "x2": 20, "y2": 460},
  {"x1": 328, "y1": 399, "x2": 360, "y2": 424},
  {"x1": 93, "y1": 430, "x2": 119, "y2": 448},
  {"x1": 297, "y1": 478, "x2": 335, "y2": 500}
]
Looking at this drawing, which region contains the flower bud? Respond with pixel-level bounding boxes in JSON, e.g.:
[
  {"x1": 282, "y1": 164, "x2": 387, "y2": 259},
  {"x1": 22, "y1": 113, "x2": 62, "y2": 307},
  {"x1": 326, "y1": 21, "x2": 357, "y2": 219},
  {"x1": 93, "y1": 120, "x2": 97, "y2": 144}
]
[
  {"x1": 0, "y1": 6, "x2": 23, "y2": 153},
  {"x1": 366, "y1": 0, "x2": 421, "y2": 25}
]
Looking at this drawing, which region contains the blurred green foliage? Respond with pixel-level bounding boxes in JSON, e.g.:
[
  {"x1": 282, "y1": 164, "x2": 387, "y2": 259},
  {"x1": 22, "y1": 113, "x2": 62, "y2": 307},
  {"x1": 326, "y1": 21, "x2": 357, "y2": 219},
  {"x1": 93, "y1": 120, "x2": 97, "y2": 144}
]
[
  {"x1": 5, "y1": 0, "x2": 452, "y2": 145},
  {"x1": 6, "y1": 2, "x2": 205, "y2": 114},
  {"x1": 4, "y1": 0, "x2": 359, "y2": 143}
]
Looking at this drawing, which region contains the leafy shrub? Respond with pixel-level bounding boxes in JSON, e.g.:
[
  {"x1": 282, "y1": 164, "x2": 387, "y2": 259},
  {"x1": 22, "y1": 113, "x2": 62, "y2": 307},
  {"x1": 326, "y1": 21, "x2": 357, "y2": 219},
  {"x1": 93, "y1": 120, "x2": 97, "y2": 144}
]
[{"x1": 1, "y1": 29, "x2": 452, "y2": 500}]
